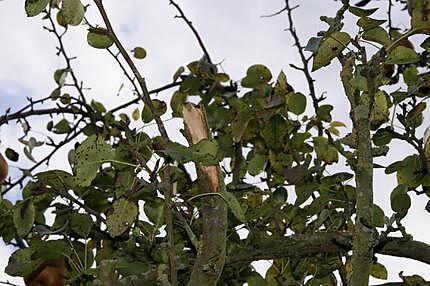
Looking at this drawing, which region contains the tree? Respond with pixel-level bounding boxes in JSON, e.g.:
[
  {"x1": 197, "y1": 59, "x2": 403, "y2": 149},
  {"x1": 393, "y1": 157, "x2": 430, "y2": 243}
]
[{"x1": 0, "y1": 0, "x2": 430, "y2": 285}]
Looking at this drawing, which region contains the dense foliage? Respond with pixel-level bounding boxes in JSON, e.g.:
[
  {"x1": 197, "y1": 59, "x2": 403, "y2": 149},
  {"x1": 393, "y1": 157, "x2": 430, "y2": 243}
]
[{"x1": 1, "y1": 0, "x2": 430, "y2": 285}]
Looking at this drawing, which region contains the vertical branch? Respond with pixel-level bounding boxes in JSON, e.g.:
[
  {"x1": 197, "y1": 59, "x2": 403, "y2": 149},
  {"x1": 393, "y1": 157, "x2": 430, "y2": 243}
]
[
  {"x1": 349, "y1": 52, "x2": 380, "y2": 286},
  {"x1": 163, "y1": 183, "x2": 177, "y2": 286},
  {"x1": 182, "y1": 104, "x2": 227, "y2": 286}
]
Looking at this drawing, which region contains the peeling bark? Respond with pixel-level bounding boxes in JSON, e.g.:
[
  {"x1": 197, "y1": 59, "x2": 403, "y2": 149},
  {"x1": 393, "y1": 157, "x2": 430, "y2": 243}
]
[{"x1": 182, "y1": 104, "x2": 228, "y2": 286}]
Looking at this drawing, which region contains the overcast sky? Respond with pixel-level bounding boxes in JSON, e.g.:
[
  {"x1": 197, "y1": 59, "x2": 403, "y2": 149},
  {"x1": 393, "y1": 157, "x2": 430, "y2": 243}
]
[{"x1": 1, "y1": 0, "x2": 429, "y2": 285}]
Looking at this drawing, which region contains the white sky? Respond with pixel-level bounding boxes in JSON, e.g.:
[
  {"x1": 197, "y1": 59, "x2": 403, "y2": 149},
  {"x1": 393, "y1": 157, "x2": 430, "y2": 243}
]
[{"x1": 1, "y1": 0, "x2": 429, "y2": 285}]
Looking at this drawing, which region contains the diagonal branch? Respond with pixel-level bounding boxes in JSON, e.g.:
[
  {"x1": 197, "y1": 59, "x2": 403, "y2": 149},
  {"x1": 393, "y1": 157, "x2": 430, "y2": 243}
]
[
  {"x1": 169, "y1": 0, "x2": 212, "y2": 63},
  {"x1": 93, "y1": 0, "x2": 169, "y2": 139}
]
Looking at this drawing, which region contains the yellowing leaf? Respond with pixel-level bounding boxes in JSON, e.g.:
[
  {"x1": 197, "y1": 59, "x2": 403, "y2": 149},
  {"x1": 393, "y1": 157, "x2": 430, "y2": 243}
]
[
  {"x1": 131, "y1": 108, "x2": 140, "y2": 121},
  {"x1": 132, "y1": 47, "x2": 147, "y2": 59}
]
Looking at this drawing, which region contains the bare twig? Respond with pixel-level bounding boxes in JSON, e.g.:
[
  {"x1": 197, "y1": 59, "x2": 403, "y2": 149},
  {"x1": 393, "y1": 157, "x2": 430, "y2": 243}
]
[
  {"x1": 109, "y1": 80, "x2": 181, "y2": 114},
  {"x1": 0, "y1": 281, "x2": 20, "y2": 286},
  {"x1": 0, "y1": 107, "x2": 88, "y2": 125},
  {"x1": 169, "y1": 0, "x2": 212, "y2": 63}
]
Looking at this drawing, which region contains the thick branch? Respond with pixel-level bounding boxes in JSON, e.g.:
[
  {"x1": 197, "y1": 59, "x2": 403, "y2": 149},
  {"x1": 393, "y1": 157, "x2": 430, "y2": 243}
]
[
  {"x1": 226, "y1": 232, "x2": 430, "y2": 267},
  {"x1": 182, "y1": 104, "x2": 227, "y2": 286}
]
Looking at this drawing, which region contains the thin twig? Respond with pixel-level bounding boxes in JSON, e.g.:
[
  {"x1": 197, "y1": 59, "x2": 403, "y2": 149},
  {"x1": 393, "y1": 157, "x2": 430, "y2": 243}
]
[
  {"x1": 260, "y1": 7, "x2": 288, "y2": 18},
  {"x1": 109, "y1": 81, "x2": 181, "y2": 114},
  {"x1": 169, "y1": 0, "x2": 212, "y2": 63},
  {"x1": 0, "y1": 107, "x2": 88, "y2": 125},
  {"x1": 284, "y1": 0, "x2": 322, "y2": 135},
  {"x1": 46, "y1": 9, "x2": 89, "y2": 104},
  {"x1": 0, "y1": 281, "x2": 20, "y2": 286},
  {"x1": 93, "y1": 0, "x2": 170, "y2": 139}
]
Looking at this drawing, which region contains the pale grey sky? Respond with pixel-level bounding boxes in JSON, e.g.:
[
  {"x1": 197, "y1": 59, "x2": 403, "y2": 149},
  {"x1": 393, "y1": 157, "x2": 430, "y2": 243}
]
[{"x1": 1, "y1": 1, "x2": 429, "y2": 285}]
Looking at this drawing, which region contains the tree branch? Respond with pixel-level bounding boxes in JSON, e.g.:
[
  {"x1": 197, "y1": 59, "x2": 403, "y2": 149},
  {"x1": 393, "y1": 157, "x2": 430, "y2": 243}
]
[
  {"x1": 169, "y1": 0, "x2": 213, "y2": 63},
  {"x1": 93, "y1": 0, "x2": 169, "y2": 139},
  {"x1": 227, "y1": 232, "x2": 430, "y2": 267}
]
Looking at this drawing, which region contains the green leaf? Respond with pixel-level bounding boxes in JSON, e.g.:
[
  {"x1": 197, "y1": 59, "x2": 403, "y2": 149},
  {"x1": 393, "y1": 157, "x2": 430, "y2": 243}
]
[
  {"x1": 247, "y1": 154, "x2": 268, "y2": 176},
  {"x1": 106, "y1": 198, "x2": 138, "y2": 237},
  {"x1": 87, "y1": 28, "x2": 114, "y2": 49},
  {"x1": 312, "y1": 32, "x2": 351, "y2": 71},
  {"x1": 132, "y1": 47, "x2": 147, "y2": 59},
  {"x1": 25, "y1": 0, "x2": 50, "y2": 17},
  {"x1": 241, "y1": 64, "x2": 272, "y2": 88},
  {"x1": 370, "y1": 262, "x2": 388, "y2": 280},
  {"x1": 52, "y1": 119, "x2": 71, "y2": 134},
  {"x1": 70, "y1": 213, "x2": 93, "y2": 238},
  {"x1": 396, "y1": 155, "x2": 424, "y2": 188},
  {"x1": 232, "y1": 107, "x2": 252, "y2": 142},
  {"x1": 91, "y1": 100, "x2": 107, "y2": 113},
  {"x1": 142, "y1": 104, "x2": 154, "y2": 123},
  {"x1": 373, "y1": 204, "x2": 385, "y2": 227},
  {"x1": 313, "y1": 136, "x2": 338, "y2": 164},
  {"x1": 172, "y1": 66, "x2": 185, "y2": 82},
  {"x1": 144, "y1": 198, "x2": 164, "y2": 226},
  {"x1": 246, "y1": 273, "x2": 266, "y2": 286},
  {"x1": 349, "y1": 6, "x2": 378, "y2": 17},
  {"x1": 54, "y1": 68, "x2": 69, "y2": 86},
  {"x1": 13, "y1": 200, "x2": 35, "y2": 236},
  {"x1": 390, "y1": 184, "x2": 411, "y2": 212},
  {"x1": 116, "y1": 258, "x2": 150, "y2": 276},
  {"x1": 406, "y1": 102, "x2": 427, "y2": 122},
  {"x1": 5, "y1": 248, "x2": 42, "y2": 278},
  {"x1": 286, "y1": 92, "x2": 307, "y2": 115},
  {"x1": 61, "y1": 0, "x2": 85, "y2": 26},
  {"x1": 317, "y1": 104, "x2": 333, "y2": 122},
  {"x1": 386, "y1": 46, "x2": 420, "y2": 65},
  {"x1": 5, "y1": 148, "x2": 19, "y2": 162},
  {"x1": 421, "y1": 37, "x2": 430, "y2": 52},
  {"x1": 357, "y1": 17, "x2": 386, "y2": 30},
  {"x1": 170, "y1": 91, "x2": 187, "y2": 117},
  {"x1": 372, "y1": 128, "x2": 392, "y2": 146},
  {"x1": 273, "y1": 187, "x2": 288, "y2": 202},
  {"x1": 403, "y1": 66, "x2": 419, "y2": 86},
  {"x1": 370, "y1": 91, "x2": 389, "y2": 130},
  {"x1": 362, "y1": 27, "x2": 391, "y2": 47},
  {"x1": 151, "y1": 99, "x2": 167, "y2": 116},
  {"x1": 190, "y1": 139, "x2": 221, "y2": 165},
  {"x1": 410, "y1": 1, "x2": 430, "y2": 30},
  {"x1": 72, "y1": 135, "x2": 115, "y2": 187},
  {"x1": 219, "y1": 190, "x2": 246, "y2": 223},
  {"x1": 261, "y1": 114, "x2": 287, "y2": 149}
]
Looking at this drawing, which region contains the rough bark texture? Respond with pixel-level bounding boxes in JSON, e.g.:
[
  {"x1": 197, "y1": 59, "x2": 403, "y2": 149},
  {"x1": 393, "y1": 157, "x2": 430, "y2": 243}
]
[
  {"x1": 350, "y1": 62, "x2": 378, "y2": 286},
  {"x1": 226, "y1": 232, "x2": 430, "y2": 266},
  {"x1": 351, "y1": 109, "x2": 374, "y2": 286},
  {"x1": 182, "y1": 104, "x2": 228, "y2": 286}
]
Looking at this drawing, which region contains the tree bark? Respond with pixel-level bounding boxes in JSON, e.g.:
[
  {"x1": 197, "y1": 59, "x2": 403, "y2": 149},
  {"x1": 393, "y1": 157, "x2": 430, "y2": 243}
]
[
  {"x1": 226, "y1": 232, "x2": 430, "y2": 266},
  {"x1": 182, "y1": 104, "x2": 228, "y2": 286}
]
